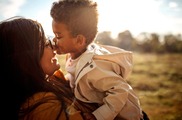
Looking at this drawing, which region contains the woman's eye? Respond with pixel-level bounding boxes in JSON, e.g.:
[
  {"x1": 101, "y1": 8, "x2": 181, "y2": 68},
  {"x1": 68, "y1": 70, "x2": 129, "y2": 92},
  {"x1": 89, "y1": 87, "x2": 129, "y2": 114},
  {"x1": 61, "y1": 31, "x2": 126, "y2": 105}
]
[
  {"x1": 45, "y1": 40, "x2": 54, "y2": 49},
  {"x1": 45, "y1": 41, "x2": 49, "y2": 47}
]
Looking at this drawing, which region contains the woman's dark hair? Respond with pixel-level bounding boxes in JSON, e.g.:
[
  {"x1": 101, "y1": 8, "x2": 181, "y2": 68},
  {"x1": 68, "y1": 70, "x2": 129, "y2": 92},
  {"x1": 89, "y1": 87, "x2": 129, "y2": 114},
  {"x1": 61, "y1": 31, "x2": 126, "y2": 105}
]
[
  {"x1": 0, "y1": 16, "x2": 71, "y2": 120},
  {"x1": 50, "y1": 0, "x2": 98, "y2": 45}
]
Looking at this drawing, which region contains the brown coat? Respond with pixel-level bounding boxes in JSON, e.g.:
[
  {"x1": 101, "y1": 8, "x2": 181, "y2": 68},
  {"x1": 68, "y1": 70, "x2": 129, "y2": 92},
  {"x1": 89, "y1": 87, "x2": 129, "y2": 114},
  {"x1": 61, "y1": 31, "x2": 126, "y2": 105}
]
[
  {"x1": 19, "y1": 70, "x2": 98, "y2": 120},
  {"x1": 20, "y1": 92, "x2": 84, "y2": 120}
]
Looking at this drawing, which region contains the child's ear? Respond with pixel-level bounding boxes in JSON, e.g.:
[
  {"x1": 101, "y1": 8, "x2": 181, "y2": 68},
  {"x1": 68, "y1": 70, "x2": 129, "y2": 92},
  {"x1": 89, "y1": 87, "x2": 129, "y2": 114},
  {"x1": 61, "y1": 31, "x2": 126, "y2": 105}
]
[{"x1": 76, "y1": 34, "x2": 86, "y2": 46}]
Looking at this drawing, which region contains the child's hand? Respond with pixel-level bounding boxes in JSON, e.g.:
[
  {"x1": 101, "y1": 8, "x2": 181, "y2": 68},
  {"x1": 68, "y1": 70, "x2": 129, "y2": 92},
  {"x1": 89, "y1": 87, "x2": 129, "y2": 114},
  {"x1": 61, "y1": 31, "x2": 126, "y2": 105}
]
[{"x1": 83, "y1": 113, "x2": 97, "y2": 120}]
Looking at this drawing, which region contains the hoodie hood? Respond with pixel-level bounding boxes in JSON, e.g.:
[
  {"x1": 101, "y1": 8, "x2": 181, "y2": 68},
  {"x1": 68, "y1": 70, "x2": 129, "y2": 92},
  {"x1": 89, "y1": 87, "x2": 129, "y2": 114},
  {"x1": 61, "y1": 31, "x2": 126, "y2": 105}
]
[{"x1": 89, "y1": 43, "x2": 133, "y2": 79}]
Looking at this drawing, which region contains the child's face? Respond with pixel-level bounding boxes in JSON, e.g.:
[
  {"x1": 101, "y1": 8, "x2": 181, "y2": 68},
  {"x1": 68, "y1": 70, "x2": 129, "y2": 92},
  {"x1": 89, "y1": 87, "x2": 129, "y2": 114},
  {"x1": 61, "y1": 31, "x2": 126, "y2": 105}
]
[
  {"x1": 52, "y1": 20, "x2": 86, "y2": 59},
  {"x1": 52, "y1": 20, "x2": 77, "y2": 54}
]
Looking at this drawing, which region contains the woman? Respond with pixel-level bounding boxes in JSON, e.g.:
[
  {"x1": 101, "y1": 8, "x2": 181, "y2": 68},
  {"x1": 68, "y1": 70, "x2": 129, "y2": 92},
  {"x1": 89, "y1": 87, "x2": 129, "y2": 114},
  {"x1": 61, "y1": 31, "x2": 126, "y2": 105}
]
[{"x1": 0, "y1": 16, "x2": 97, "y2": 120}]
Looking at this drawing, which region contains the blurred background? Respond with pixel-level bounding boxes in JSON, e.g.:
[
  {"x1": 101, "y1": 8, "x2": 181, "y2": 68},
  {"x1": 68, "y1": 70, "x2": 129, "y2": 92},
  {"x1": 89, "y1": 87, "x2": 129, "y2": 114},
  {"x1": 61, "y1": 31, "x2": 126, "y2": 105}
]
[{"x1": 1, "y1": 0, "x2": 182, "y2": 119}]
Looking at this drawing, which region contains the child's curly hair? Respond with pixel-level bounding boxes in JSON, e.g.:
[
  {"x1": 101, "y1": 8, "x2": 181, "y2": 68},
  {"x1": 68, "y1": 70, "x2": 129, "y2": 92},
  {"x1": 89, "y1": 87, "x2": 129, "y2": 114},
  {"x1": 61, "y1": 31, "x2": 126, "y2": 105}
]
[{"x1": 50, "y1": 0, "x2": 98, "y2": 45}]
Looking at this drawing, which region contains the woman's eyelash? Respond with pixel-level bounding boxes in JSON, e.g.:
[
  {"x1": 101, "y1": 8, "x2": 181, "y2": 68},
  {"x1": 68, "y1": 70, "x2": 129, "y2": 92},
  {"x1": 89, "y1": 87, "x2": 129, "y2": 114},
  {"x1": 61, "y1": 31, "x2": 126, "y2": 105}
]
[{"x1": 45, "y1": 41, "x2": 50, "y2": 46}]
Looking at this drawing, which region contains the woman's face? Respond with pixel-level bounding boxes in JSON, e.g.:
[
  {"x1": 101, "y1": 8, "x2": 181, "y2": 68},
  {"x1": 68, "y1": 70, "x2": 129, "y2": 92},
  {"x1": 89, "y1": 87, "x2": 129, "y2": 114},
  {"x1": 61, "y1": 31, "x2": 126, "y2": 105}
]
[{"x1": 40, "y1": 40, "x2": 60, "y2": 76}]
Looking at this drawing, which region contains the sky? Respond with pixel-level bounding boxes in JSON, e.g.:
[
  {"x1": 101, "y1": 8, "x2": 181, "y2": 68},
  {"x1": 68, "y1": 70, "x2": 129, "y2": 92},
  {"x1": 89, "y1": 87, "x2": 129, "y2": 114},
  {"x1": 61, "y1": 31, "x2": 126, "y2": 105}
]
[{"x1": 0, "y1": 0, "x2": 182, "y2": 38}]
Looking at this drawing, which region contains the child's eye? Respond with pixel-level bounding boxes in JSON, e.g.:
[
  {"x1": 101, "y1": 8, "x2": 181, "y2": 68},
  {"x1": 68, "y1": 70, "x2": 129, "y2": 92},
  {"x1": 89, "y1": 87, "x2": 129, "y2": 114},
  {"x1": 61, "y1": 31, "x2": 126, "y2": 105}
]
[{"x1": 56, "y1": 36, "x2": 61, "y2": 39}]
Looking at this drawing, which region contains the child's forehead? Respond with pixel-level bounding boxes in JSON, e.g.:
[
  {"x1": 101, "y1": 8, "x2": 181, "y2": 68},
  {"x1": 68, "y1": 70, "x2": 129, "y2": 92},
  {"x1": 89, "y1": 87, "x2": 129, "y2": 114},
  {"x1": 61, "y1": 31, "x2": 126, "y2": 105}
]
[
  {"x1": 52, "y1": 22, "x2": 69, "y2": 33},
  {"x1": 53, "y1": 21, "x2": 68, "y2": 29}
]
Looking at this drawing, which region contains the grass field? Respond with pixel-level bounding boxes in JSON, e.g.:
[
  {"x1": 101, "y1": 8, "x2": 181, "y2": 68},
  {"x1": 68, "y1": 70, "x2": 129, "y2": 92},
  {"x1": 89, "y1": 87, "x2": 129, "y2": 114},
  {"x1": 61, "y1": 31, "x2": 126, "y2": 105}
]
[
  {"x1": 129, "y1": 53, "x2": 182, "y2": 120},
  {"x1": 57, "y1": 53, "x2": 182, "y2": 120}
]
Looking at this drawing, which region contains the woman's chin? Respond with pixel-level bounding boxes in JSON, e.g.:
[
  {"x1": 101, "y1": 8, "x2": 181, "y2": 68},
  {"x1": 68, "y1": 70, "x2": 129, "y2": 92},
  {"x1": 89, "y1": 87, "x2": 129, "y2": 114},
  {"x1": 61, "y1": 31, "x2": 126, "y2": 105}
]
[{"x1": 56, "y1": 64, "x2": 61, "y2": 70}]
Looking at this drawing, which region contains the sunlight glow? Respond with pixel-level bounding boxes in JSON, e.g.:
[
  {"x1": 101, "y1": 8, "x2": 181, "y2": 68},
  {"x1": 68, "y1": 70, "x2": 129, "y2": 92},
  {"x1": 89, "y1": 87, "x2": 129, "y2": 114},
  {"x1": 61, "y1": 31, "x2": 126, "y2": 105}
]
[
  {"x1": 94, "y1": 0, "x2": 181, "y2": 38},
  {"x1": 1, "y1": 0, "x2": 181, "y2": 38}
]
